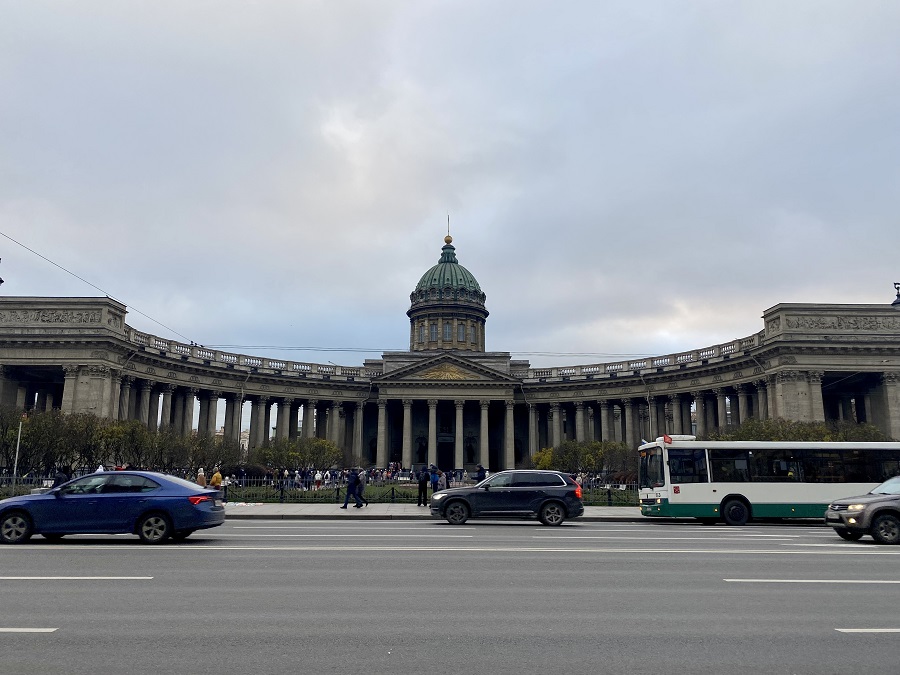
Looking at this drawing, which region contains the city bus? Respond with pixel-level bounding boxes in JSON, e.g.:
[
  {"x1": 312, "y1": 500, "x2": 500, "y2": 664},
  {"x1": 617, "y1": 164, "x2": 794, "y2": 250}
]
[{"x1": 638, "y1": 435, "x2": 900, "y2": 524}]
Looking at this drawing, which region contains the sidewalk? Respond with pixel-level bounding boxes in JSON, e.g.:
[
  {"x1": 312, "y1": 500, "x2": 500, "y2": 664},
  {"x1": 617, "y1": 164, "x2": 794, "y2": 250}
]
[{"x1": 224, "y1": 502, "x2": 647, "y2": 522}]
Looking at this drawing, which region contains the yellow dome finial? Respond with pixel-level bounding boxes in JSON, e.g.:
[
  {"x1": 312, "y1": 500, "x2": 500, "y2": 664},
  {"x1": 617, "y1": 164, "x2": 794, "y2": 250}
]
[{"x1": 445, "y1": 214, "x2": 452, "y2": 244}]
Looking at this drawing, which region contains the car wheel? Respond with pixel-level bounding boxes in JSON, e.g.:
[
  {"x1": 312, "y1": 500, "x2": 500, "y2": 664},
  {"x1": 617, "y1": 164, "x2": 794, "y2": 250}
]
[
  {"x1": 444, "y1": 501, "x2": 469, "y2": 525},
  {"x1": 171, "y1": 530, "x2": 194, "y2": 541},
  {"x1": 0, "y1": 511, "x2": 33, "y2": 544},
  {"x1": 137, "y1": 513, "x2": 172, "y2": 544},
  {"x1": 834, "y1": 528, "x2": 864, "y2": 542},
  {"x1": 42, "y1": 533, "x2": 65, "y2": 542},
  {"x1": 722, "y1": 499, "x2": 749, "y2": 526},
  {"x1": 870, "y1": 514, "x2": 900, "y2": 545},
  {"x1": 539, "y1": 502, "x2": 566, "y2": 526}
]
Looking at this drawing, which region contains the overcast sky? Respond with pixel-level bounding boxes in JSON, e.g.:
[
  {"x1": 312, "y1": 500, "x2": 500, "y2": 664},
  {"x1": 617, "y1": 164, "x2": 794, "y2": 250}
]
[{"x1": 2, "y1": 1, "x2": 898, "y2": 370}]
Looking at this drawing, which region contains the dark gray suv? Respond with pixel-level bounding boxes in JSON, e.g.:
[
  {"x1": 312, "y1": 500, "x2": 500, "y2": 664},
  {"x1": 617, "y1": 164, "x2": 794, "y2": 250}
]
[
  {"x1": 430, "y1": 469, "x2": 584, "y2": 526},
  {"x1": 825, "y1": 476, "x2": 900, "y2": 544}
]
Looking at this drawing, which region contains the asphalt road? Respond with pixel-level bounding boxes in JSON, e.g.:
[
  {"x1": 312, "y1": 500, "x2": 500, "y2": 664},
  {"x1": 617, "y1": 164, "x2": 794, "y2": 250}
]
[{"x1": 1, "y1": 520, "x2": 897, "y2": 675}]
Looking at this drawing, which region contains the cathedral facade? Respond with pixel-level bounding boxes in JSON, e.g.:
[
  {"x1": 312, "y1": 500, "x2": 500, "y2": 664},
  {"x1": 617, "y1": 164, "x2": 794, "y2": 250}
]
[{"x1": 2, "y1": 236, "x2": 899, "y2": 470}]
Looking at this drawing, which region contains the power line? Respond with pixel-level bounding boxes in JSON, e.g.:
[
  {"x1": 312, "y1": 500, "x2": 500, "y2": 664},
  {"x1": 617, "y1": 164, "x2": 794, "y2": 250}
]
[{"x1": 0, "y1": 230, "x2": 193, "y2": 342}]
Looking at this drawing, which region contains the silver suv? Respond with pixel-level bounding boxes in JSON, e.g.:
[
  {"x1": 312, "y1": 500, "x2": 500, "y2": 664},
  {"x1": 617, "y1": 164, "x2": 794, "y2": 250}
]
[{"x1": 825, "y1": 476, "x2": 900, "y2": 544}]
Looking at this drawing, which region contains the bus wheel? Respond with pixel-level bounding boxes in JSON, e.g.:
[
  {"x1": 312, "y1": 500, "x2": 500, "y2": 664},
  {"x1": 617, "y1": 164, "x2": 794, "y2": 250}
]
[{"x1": 722, "y1": 499, "x2": 749, "y2": 526}]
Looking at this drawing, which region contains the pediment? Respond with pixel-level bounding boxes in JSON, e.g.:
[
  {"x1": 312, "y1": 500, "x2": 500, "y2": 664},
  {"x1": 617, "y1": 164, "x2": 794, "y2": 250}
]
[{"x1": 376, "y1": 354, "x2": 518, "y2": 384}]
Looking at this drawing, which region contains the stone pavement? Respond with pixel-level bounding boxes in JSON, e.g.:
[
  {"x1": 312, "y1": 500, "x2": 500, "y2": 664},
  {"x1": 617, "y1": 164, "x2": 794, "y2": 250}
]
[{"x1": 224, "y1": 501, "x2": 648, "y2": 522}]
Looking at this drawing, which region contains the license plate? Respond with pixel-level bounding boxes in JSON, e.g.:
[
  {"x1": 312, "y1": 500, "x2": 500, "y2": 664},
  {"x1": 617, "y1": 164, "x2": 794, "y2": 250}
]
[
  {"x1": 825, "y1": 513, "x2": 839, "y2": 520},
  {"x1": 215, "y1": 499, "x2": 222, "y2": 507}
]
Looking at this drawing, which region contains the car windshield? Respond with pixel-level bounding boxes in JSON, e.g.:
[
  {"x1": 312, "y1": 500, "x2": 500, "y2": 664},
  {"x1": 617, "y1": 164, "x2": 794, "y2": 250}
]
[{"x1": 870, "y1": 476, "x2": 900, "y2": 495}]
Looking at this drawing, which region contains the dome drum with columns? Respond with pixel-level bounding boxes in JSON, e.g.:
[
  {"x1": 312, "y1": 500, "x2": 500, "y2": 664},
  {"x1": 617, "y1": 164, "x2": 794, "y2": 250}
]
[{"x1": 1, "y1": 236, "x2": 900, "y2": 473}]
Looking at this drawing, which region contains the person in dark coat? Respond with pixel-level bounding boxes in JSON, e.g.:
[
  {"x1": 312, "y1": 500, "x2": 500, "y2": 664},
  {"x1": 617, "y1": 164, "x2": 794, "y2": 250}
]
[
  {"x1": 52, "y1": 467, "x2": 70, "y2": 487},
  {"x1": 340, "y1": 468, "x2": 364, "y2": 509},
  {"x1": 475, "y1": 464, "x2": 487, "y2": 482},
  {"x1": 417, "y1": 466, "x2": 430, "y2": 507}
]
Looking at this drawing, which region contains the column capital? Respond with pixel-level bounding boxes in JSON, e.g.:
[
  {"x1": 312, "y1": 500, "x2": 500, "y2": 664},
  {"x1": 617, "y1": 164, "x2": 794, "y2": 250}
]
[
  {"x1": 479, "y1": 399, "x2": 490, "y2": 410},
  {"x1": 63, "y1": 365, "x2": 81, "y2": 378},
  {"x1": 599, "y1": 400, "x2": 609, "y2": 410},
  {"x1": 207, "y1": 390, "x2": 222, "y2": 399},
  {"x1": 806, "y1": 370, "x2": 824, "y2": 383},
  {"x1": 402, "y1": 399, "x2": 413, "y2": 408},
  {"x1": 505, "y1": 399, "x2": 515, "y2": 408},
  {"x1": 140, "y1": 381, "x2": 154, "y2": 392},
  {"x1": 574, "y1": 401, "x2": 584, "y2": 410},
  {"x1": 377, "y1": 399, "x2": 387, "y2": 409},
  {"x1": 882, "y1": 372, "x2": 900, "y2": 385},
  {"x1": 307, "y1": 398, "x2": 319, "y2": 407},
  {"x1": 120, "y1": 375, "x2": 135, "y2": 386},
  {"x1": 427, "y1": 399, "x2": 438, "y2": 408},
  {"x1": 454, "y1": 400, "x2": 465, "y2": 409}
]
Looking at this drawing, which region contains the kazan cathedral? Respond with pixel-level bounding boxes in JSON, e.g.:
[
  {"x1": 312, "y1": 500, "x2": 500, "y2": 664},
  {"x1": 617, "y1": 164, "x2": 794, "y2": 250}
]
[{"x1": 1, "y1": 236, "x2": 899, "y2": 471}]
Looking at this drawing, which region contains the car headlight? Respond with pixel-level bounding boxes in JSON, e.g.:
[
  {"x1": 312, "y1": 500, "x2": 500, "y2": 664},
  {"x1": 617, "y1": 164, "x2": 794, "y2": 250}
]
[
  {"x1": 846, "y1": 504, "x2": 865, "y2": 511},
  {"x1": 432, "y1": 493, "x2": 446, "y2": 501}
]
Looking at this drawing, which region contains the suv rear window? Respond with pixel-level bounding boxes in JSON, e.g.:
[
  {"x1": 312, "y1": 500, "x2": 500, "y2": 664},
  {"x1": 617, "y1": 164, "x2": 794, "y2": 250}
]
[{"x1": 513, "y1": 472, "x2": 565, "y2": 487}]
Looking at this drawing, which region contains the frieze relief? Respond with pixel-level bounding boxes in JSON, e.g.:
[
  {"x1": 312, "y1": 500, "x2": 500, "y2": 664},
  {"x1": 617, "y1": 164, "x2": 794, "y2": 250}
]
[
  {"x1": 92, "y1": 350, "x2": 109, "y2": 360},
  {"x1": 779, "y1": 356, "x2": 798, "y2": 365},
  {"x1": 766, "y1": 318, "x2": 781, "y2": 334},
  {"x1": 146, "y1": 367, "x2": 156, "y2": 375},
  {"x1": 167, "y1": 371, "x2": 178, "y2": 379},
  {"x1": 189, "y1": 376, "x2": 200, "y2": 383},
  {"x1": 212, "y1": 379, "x2": 223, "y2": 386},
  {"x1": 784, "y1": 315, "x2": 900, "y2": 332},
  {"x1": 420, "y1": 364, "x2": 474, "y2": 380},
  {"x1": 0, "y1": 309, "x2": 102, "y2": 325}
]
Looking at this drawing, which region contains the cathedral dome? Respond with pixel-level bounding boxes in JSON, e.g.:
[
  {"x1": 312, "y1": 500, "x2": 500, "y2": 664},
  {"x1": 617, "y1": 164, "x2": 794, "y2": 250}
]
[
  {"x1": 414, "y1": 235, "x2": 484, "y2": 297},
  {"x1": 408, "y1": 235, "x2": 488, "y2": 352}
]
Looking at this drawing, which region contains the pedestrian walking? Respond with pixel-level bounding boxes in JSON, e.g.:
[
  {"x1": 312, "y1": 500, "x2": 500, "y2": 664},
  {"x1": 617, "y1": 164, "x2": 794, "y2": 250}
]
[
  {"x1": 417, "y1": 466, "x2": 430, "y2": 506},
  {"x1": 357, "y1": 469, "x2": 369, "y2": 506},
  {"x1": 475, "y1": 464, "x2": 486, "y2": 482},
  {"x1": 436, "y1": 470, "x2": 447, "y2": 491},
  {"x1": 196, "y1": 467, "x2": 207, "y2": 487},
  {"x1": 315, "y1": 470, "x2": 323, "y2": 490},
  {"x1": 209, "y1": 466, "x2": 222, "y2": 490},
  {"x1": 340, "y1": 468, "x2": 364, "y2": 509},
  {"x1": 430, "y1": 465, "x2": 440, "y2": 493}
]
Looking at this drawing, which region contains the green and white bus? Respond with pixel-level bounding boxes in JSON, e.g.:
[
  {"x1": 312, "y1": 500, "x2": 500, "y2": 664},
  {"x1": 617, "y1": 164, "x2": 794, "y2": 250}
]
[{"x1": 638, "y1": 435, "x2": 900, "y2": 524}]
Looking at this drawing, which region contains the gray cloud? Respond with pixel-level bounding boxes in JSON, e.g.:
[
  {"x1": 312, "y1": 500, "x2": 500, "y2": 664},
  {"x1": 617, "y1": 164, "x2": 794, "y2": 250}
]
[{"x1": 2, "y1": 1, "x2": 898, "y2": 367}]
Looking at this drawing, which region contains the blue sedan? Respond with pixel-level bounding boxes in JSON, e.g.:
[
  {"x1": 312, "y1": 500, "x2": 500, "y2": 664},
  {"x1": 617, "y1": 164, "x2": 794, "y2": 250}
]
[{"x1": 0, "y1": 471, "x2": 225, "y2": 544}]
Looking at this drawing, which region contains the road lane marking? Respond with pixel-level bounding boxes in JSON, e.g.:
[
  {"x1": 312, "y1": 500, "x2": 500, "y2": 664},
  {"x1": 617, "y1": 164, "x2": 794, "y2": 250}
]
[
  {"x1": 209, "y1": 534, "x2": 473, "y2": 538},
  {"x1": 0, "y1": 628, "x2": 58, "y2": 633},
  {"x1": 836, "y1": 628, "x2": 900, "y2": 633},
  {"x1": 0, "y1": 576, "x2": 153, "y2": 580},
  {"x1": 725, "y1": 579, "x2": 900, "y2": 584},
  {"x1": 534, "y1": 536, "x2": 796, "y2": 540}
]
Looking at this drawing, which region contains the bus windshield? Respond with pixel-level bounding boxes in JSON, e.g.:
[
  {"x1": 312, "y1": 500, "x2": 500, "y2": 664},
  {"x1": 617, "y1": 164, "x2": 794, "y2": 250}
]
[{"x1": 639, "y1": 447, "x2": 665, "y2": 489}]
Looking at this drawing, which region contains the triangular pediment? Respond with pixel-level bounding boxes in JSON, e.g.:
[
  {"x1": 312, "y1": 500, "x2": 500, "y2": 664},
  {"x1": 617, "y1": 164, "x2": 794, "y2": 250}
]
[{"x1": 376, "y1": 353, "x2": 518, "y2": 383}]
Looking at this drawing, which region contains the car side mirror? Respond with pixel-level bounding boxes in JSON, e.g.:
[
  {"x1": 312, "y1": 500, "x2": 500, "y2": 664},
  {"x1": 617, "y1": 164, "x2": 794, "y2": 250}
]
[{"x1": 482, "y1": 484, "x2": 490, "y2": 491}]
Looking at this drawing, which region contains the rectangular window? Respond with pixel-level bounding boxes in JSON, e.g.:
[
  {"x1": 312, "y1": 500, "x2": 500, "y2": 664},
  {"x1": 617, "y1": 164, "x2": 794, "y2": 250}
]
[
  {"x1": 708, "y1": 448, "x2": 751, "y2": 482},
  {"x1": 458, "y1": 324, "x2": 466, "y2": 342},
  {"x1": 429, "y1": 324, "x2": 438, "y2": 341},
  {"x1": 470, "y1": 325, "x2": 477, "y2": 343},
  {"x1": 443, "y1": 323, "x2": 451, "y2": 341},
  {"x1": 667, "y1": 448, "x2": 708, "y2": 484},
  {"x1": 418, "y1": 325, "x2": 425, "y2": 343}
]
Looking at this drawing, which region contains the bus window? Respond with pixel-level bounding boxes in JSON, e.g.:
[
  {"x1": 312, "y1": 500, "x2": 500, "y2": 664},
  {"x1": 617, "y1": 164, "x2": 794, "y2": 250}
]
[
  {"x1": 639, "y1": 448, "x2": 665, "y2": 489},
  {"x1": 667, "y1": 448, "x2": 708, "y2": 483},
  {"x1": 751, "y1": 448, "x2": 802, "y2": 482},
  {"x1": 709, "y1": 448, "x2": 750, "y2": 482},
  {"x1": 802, "y1": 449, "x2": 844, "y2": 483}
]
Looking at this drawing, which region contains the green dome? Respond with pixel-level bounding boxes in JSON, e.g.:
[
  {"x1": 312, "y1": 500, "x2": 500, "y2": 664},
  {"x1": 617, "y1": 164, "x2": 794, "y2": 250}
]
[{"x1": 414, "y1": 237, "x2": 483, "y2": 294}]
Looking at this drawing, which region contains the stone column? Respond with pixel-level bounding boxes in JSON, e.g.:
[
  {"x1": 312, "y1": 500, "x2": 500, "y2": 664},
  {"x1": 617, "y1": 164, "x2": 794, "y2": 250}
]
[
  {"x1": 574, "y1": 402, "x2": 585, "y2": 442},
  {"x1": 139, "y1": 382, "x2": 153, "y2": 427},
  {"x1": 224, "y1": 395, "x2": 237, "y2": 441},
  {"x1": 528, "y1": 404, "x2": 538, "y2": 456},
  {"x1": 691, "y1": 392, "x2": 705, "y2": 438},
  {"x1": 427, "y1": 399, "x2": 437, "y2": 467},
  {"x1": 549, "y1": 402, "x2": 561, "y2": 448},
  {"x1": 767, "y1": 375, "x2": 779, "y2": 419},
  {"x1": 377, "y1": 400, "x2": 388, "y2": 468},
  {"x1": 248, "y1": 398, "x2": 261, "y2": 449},
  {"x1": 670, "y1": 394, "x2": 683, "y2": 435},
  {"x1": 807, "y1": 371, "x2": 825, "y2": 422},
  {"x1": 60, "y1": 365, "x2": 80, "y2": 414},
  {"x1": 599, "y1": 401, "x2": 611, "y2": 442},
  {"x1": 711, "y1": 388, "x2": 725, "y2": 430},
  {"x1": 172, "y1": 389, "x2": 185, "y2": 436},
  {"x1": 454, "y1": 400, "x2": 465, "y2": 470},
  {"x1": 325, "y1": 402, "x2": 335, "y2": 442},
  {"x1": 402, "y1": 399, "x2": 413, "y2": 469},
  {"x1": 736, "y1": 384, "x2": 750, "y2": 424},
  {"x1": 586, "y1": 405, "x2": 595, "y2": 442},
  {"x1": 504, "y1": 400, "x2": 515, "y2": 470},
  {"x1": 208, "y1": 391, "x2": 220, "y2": 436},
  {"x1": 289, "y1": 400, "x2": 300, "y2": 439},
  {"x1": 183, "y1": 388, "x2": 198, "y2": 437},
  {"x1": 757, "y1": 380, "x2": 769, "y2": 421},
  {"x1": 118, "y1": 376, "x2": 134, "y2": 422},
  {"x1": 620, "y1": 399, "x2": 633, "y2": 448},
  {"x1": 198, "y1": 392, "x2": 211, "y2": 437},
  {"x1": 159, "y1": 384, "x2": 175, "y2": 430},
  {"x1": 879, "y1": 373, "x2": 900, "y2": 440},
  {"x1": 262, "y1": 399, "x2": 273, "y2": 444},
  {"x1": 302, "y1": 400, "x2": 317, "y2": 439},
  {"x1": 354, "y1": 402, "x2": 364, "y2": 461},
  {"x1": 147, "y1": 385, "x2": 160, "y2": 432},
  {"x1": 275, "y1": 398, "x2": 293, "y2": 440},
  {"x1": 337, "y1": 408, "x2": 347, "y2": 454},
  {"x1": 479, "y1": 400, "x2": 489, "y2": 467}
]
